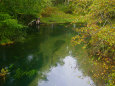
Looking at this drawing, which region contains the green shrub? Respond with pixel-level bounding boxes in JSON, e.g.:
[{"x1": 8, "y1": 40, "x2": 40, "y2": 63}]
[
  {"x1": 0, "y1": 13, "x2": 11, "y2": 21},
  {"x1": 41, "y1": 7, "x2": 57, "y2": 17},
  {"x1": 0, "y1": 15, "x2": 25, "y2": 44}
]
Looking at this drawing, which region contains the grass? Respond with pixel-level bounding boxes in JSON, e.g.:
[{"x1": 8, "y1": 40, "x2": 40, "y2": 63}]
[{"x1": 40, "y1": 7, "x2": 80, "y2": 24}]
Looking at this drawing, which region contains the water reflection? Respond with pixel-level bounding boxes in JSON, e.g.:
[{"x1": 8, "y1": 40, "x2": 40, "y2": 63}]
[
  {"x1": 38, "y1": 56, "x2": 95, "y2": 86},
  {"x1": 0, "y1": 24, "x2": 99, "y2": 86},
  {"x1": 27, "y1": 55, "x2": 33, "y2": 62}
]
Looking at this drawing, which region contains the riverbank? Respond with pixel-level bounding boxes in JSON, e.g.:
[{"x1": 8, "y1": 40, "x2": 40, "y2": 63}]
[{"x1": 40, "y1": 6, "x2": 86, "y2": 24}]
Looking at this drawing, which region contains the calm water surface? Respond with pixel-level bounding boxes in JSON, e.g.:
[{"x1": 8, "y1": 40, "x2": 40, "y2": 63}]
[{"x1": 0, "y1": 24, "x2": 103, "y2": 86}]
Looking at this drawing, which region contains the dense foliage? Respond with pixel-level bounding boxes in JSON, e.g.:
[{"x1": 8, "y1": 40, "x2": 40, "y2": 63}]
[
  {"x1": 71, "y1": 0, "x2": 115, "y2": 85},
  {"x1": 0, "y1": 13, "x2": 25, "y2": 45},
  {"x1": 72, "y1": 0, "x2": 115, "y2": 59},
  {"x1": 0, "y1": 0, "x2": 52, "y2": 45}
]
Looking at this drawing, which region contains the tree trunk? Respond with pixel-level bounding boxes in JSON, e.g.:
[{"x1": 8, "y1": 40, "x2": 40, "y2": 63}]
[{"x1": 68, "y1": 0, "x2": 69, "y2": 4}]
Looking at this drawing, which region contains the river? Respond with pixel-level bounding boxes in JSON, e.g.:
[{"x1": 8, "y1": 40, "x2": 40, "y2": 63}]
[{"x1": 0, "y1": 24, "x2": 105, "y2": 86}]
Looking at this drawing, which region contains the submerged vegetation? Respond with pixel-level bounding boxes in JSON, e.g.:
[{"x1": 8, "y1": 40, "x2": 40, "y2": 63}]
[
  {"x1": 0, "y1": 0, "x2": 115, "y2": 86},
  {"x1": 0, "y1": 68, "x2": 8, "y2": 84}
]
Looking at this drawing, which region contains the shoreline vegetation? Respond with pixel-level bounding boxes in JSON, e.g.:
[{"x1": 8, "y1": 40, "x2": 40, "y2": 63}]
[{"x1": 0, "y1": 0, "x2": 114, "y2": 86}]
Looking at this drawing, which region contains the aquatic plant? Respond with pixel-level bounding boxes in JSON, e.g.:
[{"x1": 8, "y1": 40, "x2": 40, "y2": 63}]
[{"x1": 0, "y1": 68, "x2": 8, "y2": 80}]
